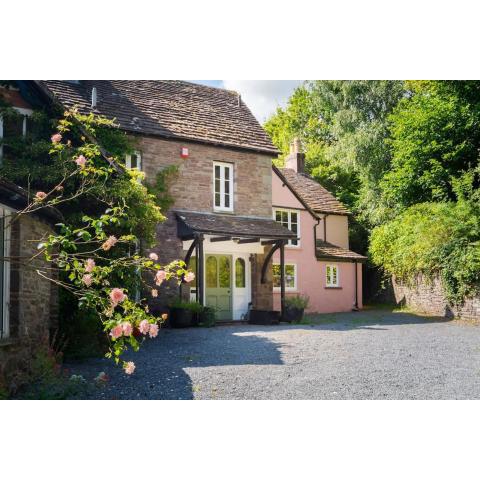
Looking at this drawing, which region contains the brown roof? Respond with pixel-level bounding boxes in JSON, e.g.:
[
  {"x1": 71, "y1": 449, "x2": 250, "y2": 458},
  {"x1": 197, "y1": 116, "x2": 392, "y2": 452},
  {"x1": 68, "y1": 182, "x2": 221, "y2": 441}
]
[
  {"x1": 38, "y1": 80, "x2": 278, "y2": 155},
  {"x1": 175, "y1": 210, "x2": 296, "y2": 240},
  {"x1": 316, "y1": 240, "x2": 366, "y2": 262},
  {"x1": 276, "y1": 167, "x2": 350, "y2": 215}
]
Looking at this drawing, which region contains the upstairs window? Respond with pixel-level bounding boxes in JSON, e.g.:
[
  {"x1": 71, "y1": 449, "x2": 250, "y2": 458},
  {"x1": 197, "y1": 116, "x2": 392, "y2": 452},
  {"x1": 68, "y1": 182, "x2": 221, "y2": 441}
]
[
  {"x1": 0, "y1": 107, "x2": 32, "y2": 162},
  {"x1": 274, "y1": 209, "x2": 299, "y2": 247},
  {"x1": 125, "y1": 151, "x2": 142, "y2": 171},
  {"x1": 213, "y1": 162, "x2": 233, "y2": 212},
  {"x1": 326, "y1": 264, "x2": 339, "y2": 287}
]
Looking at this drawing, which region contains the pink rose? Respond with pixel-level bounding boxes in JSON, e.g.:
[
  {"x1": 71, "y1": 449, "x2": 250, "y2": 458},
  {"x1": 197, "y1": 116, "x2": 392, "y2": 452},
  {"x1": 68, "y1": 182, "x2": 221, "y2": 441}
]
[
  {"x1": 85, "y1": 258, "x2": 95, "y2": 273},
  {"x1": 121, "y1": 322, "x2": 133, "y2": 336},
  {"x1": 155, "y1": 270, "x2": 167, "y2": 286},
  {"x1": 138, "y1": 320, "x2": 150, "y2": 335},
  {"x1": 82, "y1": 274, "x2": 93, "y2": 287},
  {"x1": 34, "y1": 191, "x2": 47, "y2": 202},
  {"x1": 102, "y1": 235, "x2": 118, "y2": 251},
  {"x1": 51, "y1": 133, "x2": 62, "y2": 143},
  {"x1": 124, "y1": 361, "x2": 135, "y2": 375},
  {"x1": 75, "y1": 155, "x2": 87, "y2": 168},
  {"x1": 110, "y1": 324, "x2": 123, "y2": 340},
  {"x1": 184, "y1": 271, "x2": 195, "y2": 283},
  {"x1": 149, "y1": 252, "x2": 158, "y2": 261},
  {"x1": 151, "y1": 289, "x2": 158, "y2": 298},
  {"x1": 109, "y1": 288, "x2": 126, "y2": 306},
  {"x1": 149, "y1": 324, "x2": 159, "y2": 338}
]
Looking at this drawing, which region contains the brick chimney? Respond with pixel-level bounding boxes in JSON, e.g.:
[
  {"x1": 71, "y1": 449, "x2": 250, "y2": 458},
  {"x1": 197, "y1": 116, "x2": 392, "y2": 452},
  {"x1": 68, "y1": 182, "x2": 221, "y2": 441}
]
[{"x1": 285, "y1": 137, "x2": 305, "y2": 172}]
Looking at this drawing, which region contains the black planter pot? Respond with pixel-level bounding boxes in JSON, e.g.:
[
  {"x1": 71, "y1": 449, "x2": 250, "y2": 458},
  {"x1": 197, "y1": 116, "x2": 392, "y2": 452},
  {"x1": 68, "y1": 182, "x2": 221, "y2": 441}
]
[
  {"x1": 248, "y1": 309, "x2": 280, "y2": 325},
  {"x1": 283, "y1": 306, "x2": 304, "y2": 323},
  {"x1": 170, "y1": 307, "x2": 194, "y2": 328}
]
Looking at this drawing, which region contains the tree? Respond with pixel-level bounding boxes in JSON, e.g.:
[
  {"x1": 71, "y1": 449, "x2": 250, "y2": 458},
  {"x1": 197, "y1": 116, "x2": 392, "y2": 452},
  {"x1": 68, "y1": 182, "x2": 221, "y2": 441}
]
[
  {"x1": 380, "y1": 81, "x2": 480, "y2": 218},
  {"x1": 1, "y1": 107, "x2": 193, "y2": 374}
]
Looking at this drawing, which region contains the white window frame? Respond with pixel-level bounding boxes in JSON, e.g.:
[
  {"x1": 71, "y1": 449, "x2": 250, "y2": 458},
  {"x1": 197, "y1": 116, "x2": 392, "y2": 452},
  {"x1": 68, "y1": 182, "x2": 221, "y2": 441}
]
[
  {"x1": 125, "y1": 151, "x2": 142, "y2": 171},
  {"x1": 326, "y1": 264, "x2": 340, "y2": 288},
  {"x1": 0, "y1": 205, "x2": 12, "y2": 339},
  {"x1": 0, "y1": 107, "x2": 33, "y2": 162},
  {"x1": 213, "y1": 161, "x2": 234, "y2": 212},
  {"x1": 273, "y1": 208, "x2": 300, "y2": 247},
  {"x1": 273, "y1": 263, "x2": 297, "y2": 292}
]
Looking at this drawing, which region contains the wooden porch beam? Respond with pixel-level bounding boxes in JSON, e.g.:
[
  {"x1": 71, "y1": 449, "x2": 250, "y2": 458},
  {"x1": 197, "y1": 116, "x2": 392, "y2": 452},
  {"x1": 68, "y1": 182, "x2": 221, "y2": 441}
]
[
  {"x1": 209, "y1": 236, "x2": 232, "y2": 242},
  {"x1": 235, "y1": 237, "x2": 260, "y2": 244}
]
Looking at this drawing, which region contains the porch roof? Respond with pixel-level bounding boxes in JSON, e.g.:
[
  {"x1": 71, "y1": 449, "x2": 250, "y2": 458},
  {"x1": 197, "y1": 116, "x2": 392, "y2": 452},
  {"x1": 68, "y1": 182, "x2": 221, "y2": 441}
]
[
  {"x1": 315, "y1": 240, "x2": 367, "y2": 263},
  {"x1": 174, "y1": 210, "x2": 297, "y2": 241}
]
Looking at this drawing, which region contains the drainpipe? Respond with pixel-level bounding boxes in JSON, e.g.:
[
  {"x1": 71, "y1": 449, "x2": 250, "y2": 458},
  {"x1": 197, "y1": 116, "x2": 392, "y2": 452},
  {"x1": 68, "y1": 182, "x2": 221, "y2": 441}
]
[
  {"x1": 313, "y1": 217, "x2": 320, "y2": 248},
  {"x1": 323, "y1": 214, "x2": 328, "y2": 242},
  {"x1": 354, "y1": 261, "x2": 359, "y2": 310}
]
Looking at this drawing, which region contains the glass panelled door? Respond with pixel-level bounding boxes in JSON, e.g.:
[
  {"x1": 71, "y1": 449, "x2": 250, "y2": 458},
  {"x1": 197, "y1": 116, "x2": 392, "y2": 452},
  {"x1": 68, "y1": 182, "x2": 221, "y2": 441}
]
[{"x1": 205, "y1": 254, "x2": 232, "y2": 320}]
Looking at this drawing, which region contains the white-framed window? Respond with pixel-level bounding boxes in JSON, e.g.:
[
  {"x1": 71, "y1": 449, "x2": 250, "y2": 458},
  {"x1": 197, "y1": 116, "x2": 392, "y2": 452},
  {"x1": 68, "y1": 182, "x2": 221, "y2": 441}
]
[
  {"x1": 272, "y1": 263, "x2": 297, "y2": 291},
  {"x1": 274, "y1": 209, "x2": 300, "y2": 247},
  {"x1": 213, "y1": 161, "x2": 234, "y2": 212},
  {"x1": 0, "y1": 205, "x2": 11, "y2": 339},
  {"x1": 125, "y1": 151, "x2": 142, "y2": 171},
  {"x1": 0, "y1": 107, "x2": 33, "y2": 162},
  {"x1": 326, "y1": 264, "x2": 339, "y2": 287}
]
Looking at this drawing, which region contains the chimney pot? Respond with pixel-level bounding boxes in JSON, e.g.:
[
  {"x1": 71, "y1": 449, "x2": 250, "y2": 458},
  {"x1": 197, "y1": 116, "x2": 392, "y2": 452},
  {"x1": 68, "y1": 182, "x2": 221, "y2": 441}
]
[{"x1": 285, "y1": 137, "x2": 305, "y2": 172}]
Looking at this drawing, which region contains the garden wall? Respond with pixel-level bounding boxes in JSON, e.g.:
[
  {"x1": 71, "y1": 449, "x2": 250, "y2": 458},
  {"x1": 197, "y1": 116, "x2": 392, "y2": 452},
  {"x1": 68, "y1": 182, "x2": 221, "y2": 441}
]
[{"x1": 393, "y1": 275, "x2": 480, "y2": 322}]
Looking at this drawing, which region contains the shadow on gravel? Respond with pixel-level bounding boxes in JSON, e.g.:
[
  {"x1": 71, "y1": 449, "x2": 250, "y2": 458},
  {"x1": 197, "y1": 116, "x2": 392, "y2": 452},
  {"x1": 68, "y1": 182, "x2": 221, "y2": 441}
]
[{"x1": 67, "y1": 326, "x2": 284, "y2": 400}]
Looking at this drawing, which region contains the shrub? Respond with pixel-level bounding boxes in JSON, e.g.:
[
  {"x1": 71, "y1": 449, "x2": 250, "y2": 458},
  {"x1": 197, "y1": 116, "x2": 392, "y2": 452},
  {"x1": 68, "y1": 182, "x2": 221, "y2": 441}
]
[
  {"x1": 285, "y1": 295, "x2": 310, "y2": 309},
  {"x1": 370, "y1": 199, "x2": 480, "y2": 304}
]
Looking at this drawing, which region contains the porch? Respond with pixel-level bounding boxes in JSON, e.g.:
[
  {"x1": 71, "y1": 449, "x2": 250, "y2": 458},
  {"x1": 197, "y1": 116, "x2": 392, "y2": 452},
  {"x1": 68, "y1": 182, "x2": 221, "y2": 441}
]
[{"x1": 175, "y1": 210, "x2": 297, "y2": 321}]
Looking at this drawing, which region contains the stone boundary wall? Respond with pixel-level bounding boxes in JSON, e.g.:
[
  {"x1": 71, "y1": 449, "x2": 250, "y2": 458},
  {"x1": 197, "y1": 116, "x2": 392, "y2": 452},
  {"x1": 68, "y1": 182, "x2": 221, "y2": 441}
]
[{"x1": 393, "y1": 275, "x2": 480, "y2": 322}]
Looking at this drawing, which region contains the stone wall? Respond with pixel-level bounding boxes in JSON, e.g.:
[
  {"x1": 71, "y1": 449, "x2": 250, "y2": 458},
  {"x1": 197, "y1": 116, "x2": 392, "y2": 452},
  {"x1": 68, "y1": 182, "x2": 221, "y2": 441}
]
[
  {"x1": 137, "y1": 135, "x2": 275, "y2": 310},
  {"x1": 393, "y1": 275, "x2": 480, "y2": 322},
  {"x1": 0, "y1": 214, "x2": 57, "y2": 390}
]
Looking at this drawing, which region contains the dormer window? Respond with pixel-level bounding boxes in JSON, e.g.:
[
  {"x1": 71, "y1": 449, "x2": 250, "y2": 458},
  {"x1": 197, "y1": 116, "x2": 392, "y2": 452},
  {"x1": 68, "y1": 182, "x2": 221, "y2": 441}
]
[
  {"x1": 0, "y1": 107, "x2": 33, "y2": 162},
  {"x1": 213, "y1": 161, "x2": 233, "y2": 212}
]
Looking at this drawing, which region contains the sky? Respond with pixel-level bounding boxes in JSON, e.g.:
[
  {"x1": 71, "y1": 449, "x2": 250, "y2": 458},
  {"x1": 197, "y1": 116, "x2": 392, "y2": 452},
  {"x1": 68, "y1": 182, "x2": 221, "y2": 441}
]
[{"x1": 190, "y1": 80, "x2": 303, "y2": 123}]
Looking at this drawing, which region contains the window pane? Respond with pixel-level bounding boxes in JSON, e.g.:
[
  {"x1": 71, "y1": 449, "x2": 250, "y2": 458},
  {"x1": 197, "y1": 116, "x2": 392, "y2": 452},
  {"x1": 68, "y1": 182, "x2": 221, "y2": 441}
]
[
  {"x1": 291, "y1": 212, "x2": 298, "y2": 223},
  {"x1": 130, "y1": 154, "x2": 138, "y2": 169},
  {"x1": 332, "y1": 266, "x2": 338, "y2": 285},
  {"x1": 189, "y1": 256, "x2": 197, "y2": 288},
  {"x1": 326, "y1": 266, "x2": 332, "y2": 285},
  {"x1": 206, "y1": 256, "x2": 217, "y2": 288},
  {"x1": 235, "y1": 258, "x2": 245, "y2": 288},
  {"x1": 224, "y1": 179, "x2": 230, "y2": 194},
  {"x1": 218, "y1": 256, "x2": 231, "y2": 288},
  {"x1": 224, "y1": 194, "x2": 230, "y2": 208},
  {"x1": 285, "y1": 265, "x2": 295, "y2": 288},
  {"x1": 215, "y1": 192, "x2": 221, "y2": 207},
  {"x1": 275, "y1": 211, "x2": 281, "y2": 222},
  {"x1": 215, "y1": 165, "x2": 221, "y2": 180},
  {"x1": 3, "y1": 114, "x2": 23, "y2": 138},
  {"x1": 272, "y1": 264, "x2": 281, "y2": 288},
  {"x1": 281, "y1": 211, "x2": 288, "y2": 224}
]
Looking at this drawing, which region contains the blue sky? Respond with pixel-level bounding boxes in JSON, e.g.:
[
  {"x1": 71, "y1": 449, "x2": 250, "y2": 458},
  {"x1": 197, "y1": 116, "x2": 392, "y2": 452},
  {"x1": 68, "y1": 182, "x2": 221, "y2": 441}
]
[{"x1": 190, "y1": 80, "x2": 303, "y2": 123}]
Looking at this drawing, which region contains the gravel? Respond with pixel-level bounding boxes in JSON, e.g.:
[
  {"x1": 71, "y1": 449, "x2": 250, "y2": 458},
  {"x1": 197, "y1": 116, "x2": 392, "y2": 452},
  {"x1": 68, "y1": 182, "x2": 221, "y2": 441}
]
[{"x1": 66, "y1": 310, "x2": 480, "y2": 399}]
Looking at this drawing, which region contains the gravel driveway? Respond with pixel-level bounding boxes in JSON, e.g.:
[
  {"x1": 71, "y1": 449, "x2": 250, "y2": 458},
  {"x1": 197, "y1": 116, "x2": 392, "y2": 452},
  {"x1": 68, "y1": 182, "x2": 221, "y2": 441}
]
[{"x1": 67, "y1": 309, "x2": 480, "y2": 399}]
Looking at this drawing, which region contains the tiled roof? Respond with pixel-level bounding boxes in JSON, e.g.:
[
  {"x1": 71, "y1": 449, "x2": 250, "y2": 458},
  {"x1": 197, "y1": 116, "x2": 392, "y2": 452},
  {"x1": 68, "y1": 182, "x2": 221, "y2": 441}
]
[
  {"x1": 316, "y1": 240, "x2": 366, "y2": 262},
  {"x1": 277, "y1": 167, "x2": 350, "y2": 215},
  {"x1": 175, "y1": 210, "x2": 296, "y2": 240},
  {"x1": 38, "y1": 80, "x2": 278, "y2": 155}
]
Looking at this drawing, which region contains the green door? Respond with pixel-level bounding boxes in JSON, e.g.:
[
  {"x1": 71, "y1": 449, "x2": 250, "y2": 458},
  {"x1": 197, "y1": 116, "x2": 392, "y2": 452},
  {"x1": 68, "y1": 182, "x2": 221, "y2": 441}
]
[{"x1": 205, "y1": 254, "x2": 232, "y2": 320}]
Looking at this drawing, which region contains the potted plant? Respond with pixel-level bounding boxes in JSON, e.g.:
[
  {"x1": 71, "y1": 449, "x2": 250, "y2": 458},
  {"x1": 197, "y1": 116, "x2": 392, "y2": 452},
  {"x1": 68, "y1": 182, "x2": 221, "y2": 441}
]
[
  {"x1": 197, "y1": 305, "x2": 216, "y2": 327},
  {"x1": 283, "y1": 295, "x2": 309, "y2": 323},
  {"x1": 169, "y1": 300, "x2": 202, "y2": 328}
]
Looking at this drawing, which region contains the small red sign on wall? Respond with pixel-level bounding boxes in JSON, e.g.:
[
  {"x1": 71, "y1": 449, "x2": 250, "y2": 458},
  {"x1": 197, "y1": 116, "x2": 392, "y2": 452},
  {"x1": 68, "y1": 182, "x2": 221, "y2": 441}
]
[{"x1": 181, "y1": 147, "x2": 189, "y2": 158}]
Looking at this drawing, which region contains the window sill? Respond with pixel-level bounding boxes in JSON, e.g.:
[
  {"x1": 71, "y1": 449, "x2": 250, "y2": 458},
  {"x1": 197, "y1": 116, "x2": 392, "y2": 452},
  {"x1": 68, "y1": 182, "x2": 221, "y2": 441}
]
[
  {"x1": 325, "y1": 286, "x2": 342, "y2": 290},
  {"x1": 273, "y1": 289, "x2": 298, "y2": 293},
  {"x1": 213, "y1": 209, "x2": 235, "y2": 215}
]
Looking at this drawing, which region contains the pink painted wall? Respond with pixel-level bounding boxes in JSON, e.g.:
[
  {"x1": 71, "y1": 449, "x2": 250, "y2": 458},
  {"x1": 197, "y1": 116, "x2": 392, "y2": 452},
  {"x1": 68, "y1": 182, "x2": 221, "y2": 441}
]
[{"x1": 272, "y1": 169, "x2": 362, "y2": 313}]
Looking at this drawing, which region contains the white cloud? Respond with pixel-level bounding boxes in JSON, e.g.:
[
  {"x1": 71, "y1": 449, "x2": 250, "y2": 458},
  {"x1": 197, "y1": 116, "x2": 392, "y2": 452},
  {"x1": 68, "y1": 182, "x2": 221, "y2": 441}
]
[{"x1": 222, "y1": 80, "x2": 304, "y2": 123}]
